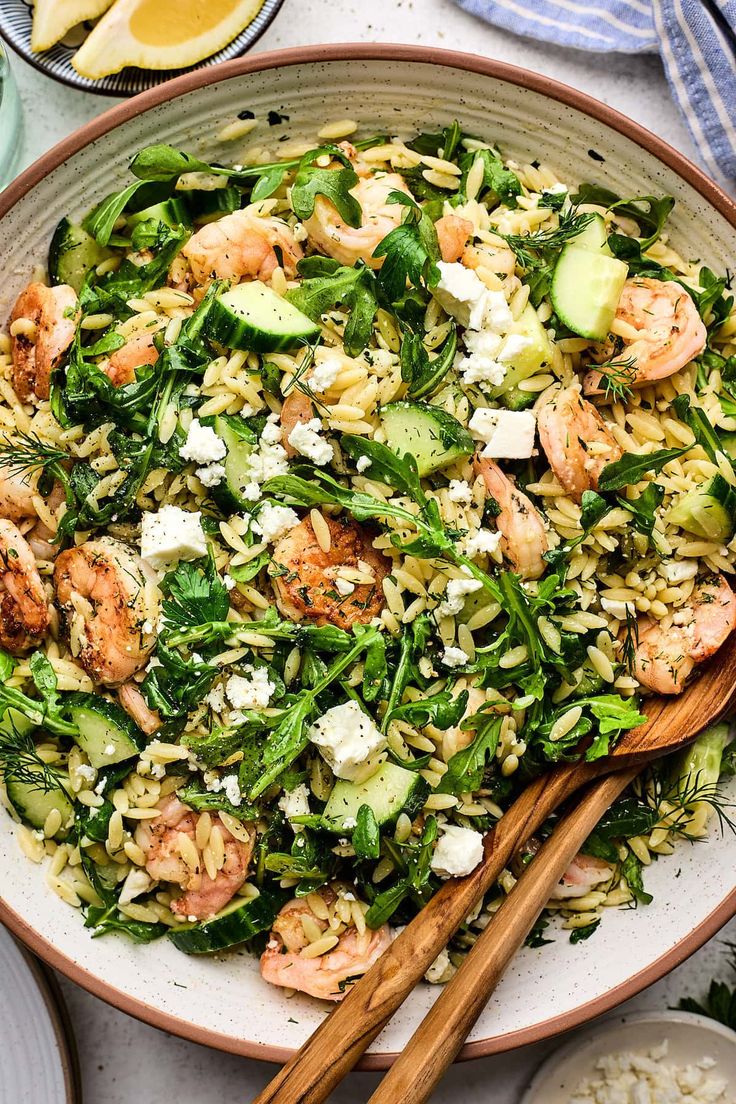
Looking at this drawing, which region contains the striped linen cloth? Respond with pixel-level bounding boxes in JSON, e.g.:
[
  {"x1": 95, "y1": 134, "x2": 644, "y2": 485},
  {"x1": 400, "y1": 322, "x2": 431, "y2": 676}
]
[{"x1": 455, "y1": 0, "x2": 736, "y2": 185}]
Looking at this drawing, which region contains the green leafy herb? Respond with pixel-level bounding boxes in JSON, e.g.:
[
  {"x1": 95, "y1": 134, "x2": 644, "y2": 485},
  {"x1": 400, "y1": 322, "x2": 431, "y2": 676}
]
[
  {"x1": 678, "y1": 945, "x2": 736, "y2": 1029},
  {"x1": 291, "y1": 146, "x2": 362, "y2": 227},
  {"x1": 85, "y1": 904, "x2": 167, "y2": 943},
  {"x1": 595, "y1": 355, "x2": 638, "y2": 402},
  {"x1": 616, "y1": 482, "x2": 664, "y2": 540},
  {"x1": 621, "y1": 850, "x2": 653, "y2": 905},
  {"x1": 459, "y1": 147, "x2": 522, "y2": 208},
  {"x1": 365, "y1": 817, "x2": 438, "y2": 928},
  {"x1": 159, "y1": 554, "x2": 230, "y2": 632},
  {"x1": 501, "y1": 210, "x2": 593, "y2": 271},
  {"x1": 353, "y1": 804, "x2": 381, "y2": 861},
  {"x1": 372, "y1": 192, "x2": 441, "y2": 302},
  {"x1": 571, "y1": 184, "x2": 674, "y2": 250},
  {"x1": 286, "y1": 259, "x2": 378, "y2": 356},
  {"x1": 400, "y1": 324, "x2": 457, "y2": 399},
  {"x1": 569, "y1": 919, "x2": 600, "y2": 944},
  {"x1": 437, "y1": 715, "x2": 502, "y2": 795},
  {"x1": 672, "y1": 394, "x2": 730, "y2": 466},
  {"x1": 597, "y1": 445, "x2": 691, "y2": 491}
]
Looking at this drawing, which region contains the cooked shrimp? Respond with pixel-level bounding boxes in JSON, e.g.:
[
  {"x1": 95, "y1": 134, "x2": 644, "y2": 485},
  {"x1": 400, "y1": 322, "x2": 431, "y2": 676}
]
[
  {"x1": 632, "y1": 573, "x2": 736, "y2": 695},
  {"x1": 272, "y1": 513, "x2": 389, "y2": 630},
  {"x1": 587, "y1": 277, "x2": 706, "y2": 390},
  {"x1": 435, "y1": 215, "x2": 473, "y2": 263},
  {"x1": 260, "y1": 892, "x2": 391, "y2": 1001},
  {"x1": 10, "y1": 282, "x2": 78, "y2": 401},
  {"x1": 537, "y1": 385, "x2": 622, "y2": 502},
  {"x1": 0, "y1": 519, "x2": 50, "y2": 654},
  {"x1": 118, "y1": 682, "x2": 161, "y2": 735},
  {"x1": 303, "y1": 172, "x2": 413, "y2": 269},
  {"x1": 280, "y1": 388, "x2": 315, "y2": 459},
  {"x1": 138, "y1": 795, "x2": 254, "y2": 920},
  {"x1": 474, "y1": 455, "x2": 548, "y2": 579},
  {"x1": 181, "y1": 210, "x2": 302, "y2": 285},
  {"x1": 102, "y1": 331, "x2": 160, "y2": 387},
  {"x1": 54, "y1": 536, "x2": 160, "y2": 686},
  {"x1": 0, "y1": 468, "x2": 65, "y2": 560},
  {"x1": 463, "y1": 243, "x2": 518, "y2": 280},
  {"x1": 549, "y1": 852, "x2": 615, "y2": 900}
]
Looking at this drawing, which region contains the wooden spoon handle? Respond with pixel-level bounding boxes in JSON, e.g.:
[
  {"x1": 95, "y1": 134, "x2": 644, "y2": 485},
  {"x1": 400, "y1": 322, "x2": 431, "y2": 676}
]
[
  {"x1": 253, "y1": 758, "x2": 601, "y2": 1104},
  {"x1": 366, "y1": 767, "x2": 639, "y2": 1104}
]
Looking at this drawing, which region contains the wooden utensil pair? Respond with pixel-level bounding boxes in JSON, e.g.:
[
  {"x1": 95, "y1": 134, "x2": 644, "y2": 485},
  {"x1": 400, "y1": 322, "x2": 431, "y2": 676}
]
[{"x1": 255, "y1": 634, "x2": 736, "y2": 1104}]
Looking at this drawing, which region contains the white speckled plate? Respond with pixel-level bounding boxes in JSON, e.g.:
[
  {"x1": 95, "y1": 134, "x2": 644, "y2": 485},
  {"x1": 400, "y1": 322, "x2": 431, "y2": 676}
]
[
  {"x1": 0, "y1": 925, "x2": 80, "y2": 1103},
  {"x1": 521, "y1": 1011, "x2": 736, "y2": 1102},
  {"x1": 1, "y1": 44, "x2": 736, "y2": 1067}
]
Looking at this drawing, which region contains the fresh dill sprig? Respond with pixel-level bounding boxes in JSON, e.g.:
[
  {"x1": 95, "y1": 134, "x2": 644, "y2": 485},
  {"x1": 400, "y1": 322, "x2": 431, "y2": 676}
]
[
  {"x1": 0, "y1": 431, "x2": 70, "y2": 478},
  {"x1": 0, "y1": 720, "x2": 64, "y2": 795},
  {"x1": 500, "y1": 211, "x2": 594, "y2": 270},
  {"x1": 596, "y1": 355, "x2": 638, "y2": 402},
  {"x1": 281, "y1": 344, "x2": 326, "y2": 411},
  {"x1": 621, "y1": 608, "x2": 639, "y2": 673},
  {"x1": 636, "y1": 767, "x2": 736, "y2": 840}
]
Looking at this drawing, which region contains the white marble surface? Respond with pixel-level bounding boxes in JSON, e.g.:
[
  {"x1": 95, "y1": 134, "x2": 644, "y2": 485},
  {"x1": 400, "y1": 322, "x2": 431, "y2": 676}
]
[{"x1": 3, "y1": 1, "x2": 728, "y2": 1100}]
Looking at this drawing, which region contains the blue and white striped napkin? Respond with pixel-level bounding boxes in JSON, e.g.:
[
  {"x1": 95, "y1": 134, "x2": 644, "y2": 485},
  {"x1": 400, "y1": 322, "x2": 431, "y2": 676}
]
[{"x1": 455, "y1": 0, "x2": 736, "y2": 185}]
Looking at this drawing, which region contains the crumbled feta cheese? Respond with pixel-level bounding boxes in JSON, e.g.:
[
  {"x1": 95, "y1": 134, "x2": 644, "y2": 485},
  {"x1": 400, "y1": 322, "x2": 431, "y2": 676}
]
[
  {"x1": 287, "y1": 418, "x2": 334, "y2": 466},
  {"x1": 94, "y1": 777, "x2": 106, "y2": 795},
  {"x1": 240, "y1": 414, "x2": 290, "y2": 494},
  {"x1": 433, "y1": 261, "x2": 488, "y2": 329},
  {"x1": 223, "y1": 574, "x2": 236, "y2": 591},
  {"x1": 662, "y1": 559, "x2": 699, "y2": 585},
  {"x1": 335, "y1": 577, "x2": 355, "y2": 596},
  {"x1": 441, "y1": 646, "x2": 469, "y2": 668},
  {"x1": 356, "y1": 455, "x2": 372, "y2": 473},
  {"x1": 225, "y1": 666, "x2": 275, "y2": 711},
  {"x1": 498, "y1": 333, "x2": 532, "y2": 363},
  {"x1": 456, "y1": 340, "x2": 506, "y2": 388},
  {"x1": 118, "y1": 868, "x2": 153, "y2": 907},
  {"x1": 207, "y1": 684, "x2": 226, "y2": 713},
  {"x1": 431, "y1": 825, "x2": 484, "y2": 878},
  {"x1": 424, "y1": 947, "x2": 452, "y2": 984},
  {"x1": 600, "y1": 596, "x2": 636, "y2": 620},
  {"x1": 261, "y1": 416, "x2": 283, "y2": 445},
  {"x1": 308, "y1": 699, "x2": 387, "y2": 782},
  {"x1": 76, "y1": 764, "x2": 96, "y2": 784},
  {"x1": 203, "y1": 769, "x2": 242, "y2": 807},
  {"x1": 572, "y1": 1039, "x2": 729, "y2": 1103},
  {"x1": 543, "y1": 182, "x2": 567, "y2": 195},
  {"x1": 278, "y1": 783, "x2": 311, "y2": 825},
  {"x1": 239, "y1": 402, "x2": 256, "y2": 418},
  {"x1": 437, "y1": 577, "x2": 483, "y2": 618},
  {"x1": 141, "y1": 505, "x2": 207, "y2": 569},
  {"x1": 179, "y1": 418, "x2": 226, "y2": 465},
  {"x1": 447, "y1": 479, "x2": 473, "y2": 504},
  {"x1": 462, "y1": 527, "x2": 502, "y2": 560},
  {"x1": 342, "y1": 817, "x2": 357, "y2": 830},
  {"x1": 196, "y1": 462, "x2": 226, "y2": 488},
  {"x1": 252, "y1": 502, "x2": 300, "y2": 543},
  {"x1": 469, "y1": 408, "x2": 537, "y2": 460},
  {"x1": 483, "y1": 290, "x2": 514, "y2": 334},
  {"x1": 310, "y1": 356, "x2": 342, "y2": 393}
]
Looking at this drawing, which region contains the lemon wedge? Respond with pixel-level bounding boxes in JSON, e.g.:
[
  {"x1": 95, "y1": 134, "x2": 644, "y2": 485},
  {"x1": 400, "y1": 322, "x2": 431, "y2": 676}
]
[
  {"x1": 31, "y1": 0, "x2": 115, "y2": 53},
  {"x1": 71, "y1": 0, "x2": 265, "y2": 78}
]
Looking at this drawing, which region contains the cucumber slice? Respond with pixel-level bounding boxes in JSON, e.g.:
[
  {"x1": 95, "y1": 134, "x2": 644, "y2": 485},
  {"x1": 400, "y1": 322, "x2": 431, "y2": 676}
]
[
  {"x1": 48, "y1": 218, "x2": 111, "y2": 293},
  {"x1": 187, "y1": 187, "x2": 241, "y2": 219},
  {"x1": 0, "y1": 707, "x2": 34, "y2": 739},
  {"x1": 323, "y1": 762, "x2": 429, "y2": 833},
  {"x1": 127, "y1": 198, "x2": 191, "y2": 229},
  {"x1": 719, "y1": 432, "x2": 736, "y2": 461},
  {"x1": 380, "y1": 401, "x2": 474, "y2": 476},
  {"x1": 551, "y1": 246, "x2": 628, "y2": 341},
  {"x1": 6, "y1": 770, "x2": 74, "y2": 838},
  {"x1": 168, "y1": 891, "x2": 282, "y2": 954},
  {"x1": 489, "y1": 303, "x2": 553, "y2": 401},
  {"x1": 211, "y1": 415, "x2": 256, "y2": 511},
  {"x1": 206, "y1": 282, "x2": 321, "y2": 353},
  {"x1": 499, "y1": 385, "x2": 536, "y2": 411},
  {"x1": 571, "y1": 213, "x2": 612, "y2": 256},
  {"x1": 66, "y1": 693, "x2": 143, "y2": 770},
  {"x1": 668, "y1": 474, "x2": 736, "y2": 540}
]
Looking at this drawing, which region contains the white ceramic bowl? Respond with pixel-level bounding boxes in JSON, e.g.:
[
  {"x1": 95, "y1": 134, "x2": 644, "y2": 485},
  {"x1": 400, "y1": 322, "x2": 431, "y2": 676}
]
[
  {"x1": 521, "y1": 1011, "x2": 736, "y2": 1102},
  {"x1": 1, "y1": 44, "x2": 736, "y2": 1066}
]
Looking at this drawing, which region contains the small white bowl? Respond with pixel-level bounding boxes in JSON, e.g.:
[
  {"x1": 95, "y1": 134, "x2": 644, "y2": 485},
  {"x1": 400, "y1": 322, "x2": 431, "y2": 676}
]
[{"x1": 522, "y1": 1010, "x2": 736, "y2": 1103}]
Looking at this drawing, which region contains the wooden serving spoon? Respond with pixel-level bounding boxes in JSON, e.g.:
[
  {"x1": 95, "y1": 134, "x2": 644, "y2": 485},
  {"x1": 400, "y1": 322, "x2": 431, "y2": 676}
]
[{"x1": 254, "y1": 633, "x2": 736, "y2": 1104}]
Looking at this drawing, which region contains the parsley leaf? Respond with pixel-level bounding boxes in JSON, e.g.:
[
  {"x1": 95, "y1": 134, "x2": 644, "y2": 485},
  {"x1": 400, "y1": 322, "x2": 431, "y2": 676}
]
[{"x1": 159, "y1": 554, "x2": 230, "y2": 632}]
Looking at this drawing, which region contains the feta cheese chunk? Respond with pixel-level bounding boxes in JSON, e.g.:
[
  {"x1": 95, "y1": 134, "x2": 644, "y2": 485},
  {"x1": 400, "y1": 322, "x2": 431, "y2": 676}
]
[
  {"x1": 118, "y1": 868, "x2": 153, "y2": 907},
  {"x1": 141, "y1": 505, "x2": 207, "y2": 569},
  {"x1": 356, "y1": 455, "x2": 372, "y2": 473},
  {"x1": 457, "y1": 329, "x2": 506, "y2": 387},
  {"x1": 279, "y1": 782, "x2": 311, "y2": 825},
  {"x1": 462, "y1": 527, "x2": 502, "y2": 560},
  {"x1": 469, "y1": 408, "x2": 537, "y2": 460},
  {"x1": 240, "y1": 414, "x2": 290, "y2": 498},
  {"x1": 308, "y1": 699, "x2": 387, "y2": 782},
  {"x1": 498, "y1": 333, "x2": 532, "y2": 363},
  {"x1": 287, "y1": 418, "x2": 334, "y2": 466},
  {"x1": 437, "y1": 577, "x2": 483, "y2": 618},
  {"x1": 431, "y1": 825, "x2": 484, "y2": 878},
  {"x1": 310, "y1": 355, "x2": 342, "y2": 393},
  {"x1": 195, "y1": 462, "x2": 226, "y2": 488},
  {"x1": 433, "y1": 261, "x2": 488, "y2": 329},
  {"x1": 225, "y1": 666, "x2": 275, "y2": 711},
  {"x1": 179, "y1": 419, "x2": 226, "y2": 465},
  {"x1": 203, "y1": 770, "x2": 242, "y2": 807},
  {"x1": 252, "y1": 502, "x2": 300, "y2": 543},
  {"x1": 447, "y1": 479, "x2": 473, "y2": 504},
  {"x1": 661, "y1": 559, "x2": 699, "y2": 585},
  {"x1": 424, "y1": 947, "x2": 453, "y2": 984},
  {"x1": 441, "y1": 646, "x2": 469, "y2": 668}
]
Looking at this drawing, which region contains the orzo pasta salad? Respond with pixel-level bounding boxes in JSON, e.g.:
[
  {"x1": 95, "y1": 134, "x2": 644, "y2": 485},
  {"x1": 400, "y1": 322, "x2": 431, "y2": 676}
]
[{"x1": 1, "y1": 119, "x2": 736, "y2": 1000}]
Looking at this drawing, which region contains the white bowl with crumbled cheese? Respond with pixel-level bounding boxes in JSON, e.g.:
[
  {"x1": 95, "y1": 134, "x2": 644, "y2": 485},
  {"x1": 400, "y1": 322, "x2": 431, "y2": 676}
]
[{"x1": 521, "y1": 1011, "x2": 736, "y2": 1104}]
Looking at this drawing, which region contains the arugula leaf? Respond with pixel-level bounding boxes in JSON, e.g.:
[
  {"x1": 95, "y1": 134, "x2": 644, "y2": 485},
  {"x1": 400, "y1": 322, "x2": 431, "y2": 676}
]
[
  {"x1": 616, "y1": 482, "x2": 664, "y2": 540},
  {"x1": 142, "y1": 644, "x2": 217, "y2": 721},
  {"x1": 353, "y1": 805, "x2": 381, "y2": 861},
  {"x1": 597, "y1": 446, "x2": 691, "y2": 491},
  {"x1": 570, "y1": 919, "x2": 600, "y2": 944},
  {"x1": 83, "y1": 180, "x2": 150, "y2": 246},
  {"x1": 672, "y1": 394, "x2": 729, "y2": 465},
  {"x1": 400, "y1": 324, "x2": 457, "y2": 399},
  {"x1": 580, "y1": 490, "x2": 611, "y2": 531},
  {"x1": 437, "y1": 715, "x2": 502, "y2": 795},
  {"x1": 85, "y1": 904, "x2": 167, "y2": 943},
  {"x1": 291, "y1": 145, "x2": 362, "y2": 227},
  {"x1": 407, "y1": 121, "x2": 464, "y2": 161},
  {"x1": 286, "y1": 261, "x2": 378, "y2": 356},
  {"x1": 340, "y1": 435, "x2": 426, "y2": 504},
  {"x1": 459, "y1": 147, "x2": 522, "y2": 208},
  {"x1": 0, "y1": 651, "x2": 15, "y2": 683},
  {"x1": 372, "y1": 192, "x2": 441, "y2": 302},
  {"x1": 177, "y1": 776, "x2": 259, "y2": 821},
  {"x1": 129, "y1": 144, "x2": 212, "y2": 181},
  {"x1": 364, "y1": 817, "x2": 438, "y2": 928},
  {"x1": 250, "y1": 166, "x2": 288, "y2": 202},
  {"x1": 571, "y1": 184, "x2": 674, "y2": 250},
  {"x1": 388, "y1": 689, "x2": 468, "y2": 731},
  {"x1": 621, "y1": 851, "x2": 653, "y2": 905}
]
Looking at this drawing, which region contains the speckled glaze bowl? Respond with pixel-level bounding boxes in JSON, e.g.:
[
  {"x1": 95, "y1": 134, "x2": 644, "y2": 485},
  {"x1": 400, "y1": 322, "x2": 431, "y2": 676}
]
[{"x1": 1, "y1": 44, "x2": 736, "y2": 1066}]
